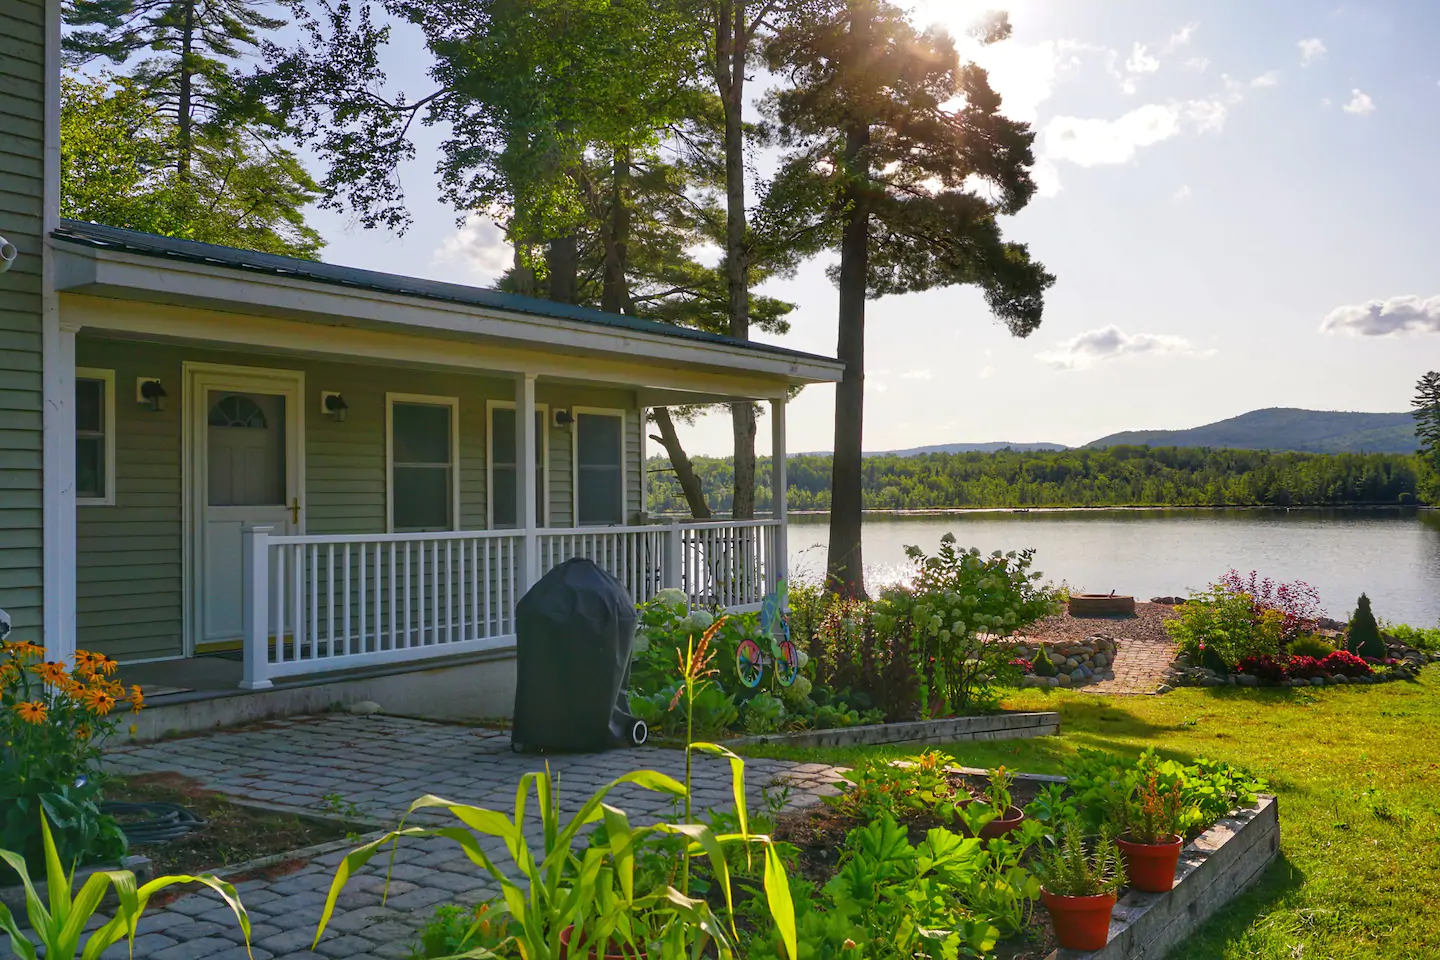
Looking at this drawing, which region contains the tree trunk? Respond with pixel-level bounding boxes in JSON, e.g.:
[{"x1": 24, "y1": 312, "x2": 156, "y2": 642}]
[
  {"x1": 177, "y1": 0, "x2": 195, "y2": 181},
  {"x1": 651, "y1": 408, "x2": 712, "y2": 519},
  {"x1": 716, "y1": 0, "x2": 756, "y2": 520},
  {"x1": 600, "y1": 150, "x2": 633, "y2": 314},
  {"x1": 546, "y1": 235, "x2": 579, "y2": 304},
  {"x1": 511, "y1": 243, "x2": 537, "y2": 296},
  {"x1": 826, "y1": 118, "x2": 872, "y2": 598}
]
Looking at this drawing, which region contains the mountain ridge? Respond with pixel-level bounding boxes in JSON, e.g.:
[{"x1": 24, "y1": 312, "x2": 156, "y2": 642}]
[{"x1": 1084, "y1": 407, "x2": 1417, "y2": 454}]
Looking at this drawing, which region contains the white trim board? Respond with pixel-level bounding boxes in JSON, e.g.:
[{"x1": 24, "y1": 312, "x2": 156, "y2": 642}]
[
  {"x1": 183, "y1": 362, "x2": 306, "y2": 655},
  {"x1": 386, "y1": 392, "x2": 462, "y2": 533},
  {"x1": 571, "y1": 406, "x2": 628, "y2": 526}
]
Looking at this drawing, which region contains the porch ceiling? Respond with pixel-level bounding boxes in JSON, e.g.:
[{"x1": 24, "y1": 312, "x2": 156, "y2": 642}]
[{"x1": 52, "y1": 222, "x2": 844, "y2": 399}]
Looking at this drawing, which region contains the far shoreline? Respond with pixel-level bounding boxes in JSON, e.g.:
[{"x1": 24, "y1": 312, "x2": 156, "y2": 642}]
[{"x1": 785, "y1": 504, "x2": 1434, "y2": 519}]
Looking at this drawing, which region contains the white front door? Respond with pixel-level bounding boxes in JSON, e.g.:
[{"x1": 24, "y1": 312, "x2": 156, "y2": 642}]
[{"x1": 186, "y1": 364, "x2": 304, "y2": 651}]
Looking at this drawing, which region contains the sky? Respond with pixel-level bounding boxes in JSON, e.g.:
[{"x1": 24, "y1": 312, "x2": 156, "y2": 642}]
[{"x1": 297, "y1": 0, "x2": 1440, "y2": 456}]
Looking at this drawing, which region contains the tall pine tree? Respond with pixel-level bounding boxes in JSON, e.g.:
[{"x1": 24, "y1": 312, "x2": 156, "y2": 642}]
[{"x1": 766, "y1": 1, "x2": 1054, "y2": 595}]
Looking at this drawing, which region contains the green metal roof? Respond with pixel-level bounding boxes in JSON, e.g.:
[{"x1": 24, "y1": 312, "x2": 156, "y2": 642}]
[{"x1": 53, "y1": 220, "x2": 840, "y2": 366}]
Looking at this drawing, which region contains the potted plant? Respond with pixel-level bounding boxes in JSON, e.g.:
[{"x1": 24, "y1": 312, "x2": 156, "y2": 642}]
[
  {"x1": 1037, "y1": 824, "x2": 1126, "y2": 951},
  {"x1": 1117, "y1": 764, "x2": 1187, "y2": 893}
]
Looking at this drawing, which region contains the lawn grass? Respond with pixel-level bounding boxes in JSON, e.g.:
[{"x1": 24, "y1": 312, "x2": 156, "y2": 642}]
[{"x1": 744, "y1": 667, "x2": 1440, "y2": 959}]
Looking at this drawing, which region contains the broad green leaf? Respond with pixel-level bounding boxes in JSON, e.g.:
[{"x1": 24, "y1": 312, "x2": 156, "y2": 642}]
[
  {"x1": 764, "y1": 843, "x2": 797, "y2": 960},
  {"x1": 39, "y1": 813, "x2": 71, "y2": 932},
  {"x1": 0, "y1": 901, "x2": 39, "y2": 960},
  {"x1": 689, "y1": 742, "x2": 749, "y2": 841}
]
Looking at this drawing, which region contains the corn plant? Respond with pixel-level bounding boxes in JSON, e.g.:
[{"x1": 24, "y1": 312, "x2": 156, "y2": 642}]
[
  {"x1": 0, "y1": 811, "x2": 250, "y2": 960},
  {"x1": 313, "y1": 761, "x2": 797, "y2": 960}
]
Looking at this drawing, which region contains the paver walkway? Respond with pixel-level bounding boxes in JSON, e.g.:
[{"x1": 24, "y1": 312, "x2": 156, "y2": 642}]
[
  {"x1": 1083, "y1": 637, "x2": 1179, "y2": 694},
  {"x1": 5, "y1": 716, "x2": 845, "y2": 960}
]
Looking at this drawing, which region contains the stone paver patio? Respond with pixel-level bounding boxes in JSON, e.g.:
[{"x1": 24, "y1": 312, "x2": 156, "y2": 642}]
[
  {"x1": 5, "y1": 716, "x2": 846, "y2": 960},
  {"x1": 1082, "y1": 637, "x2": 1179, "y2": 694}
]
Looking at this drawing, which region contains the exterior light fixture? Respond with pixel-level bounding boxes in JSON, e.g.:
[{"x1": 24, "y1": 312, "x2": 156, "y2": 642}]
[
  {"x1": 137, "y1": 378, "x2": 167, "y2": 412},
  {"x1": 322, "y1": 391, "x2": 349, "y2": 423},
  {"x1": 554, "y1": 408, "x2": 574, "y2": 427},
  {"x1": 0, "y1": 236, "x2": 16, "y2": 273}
]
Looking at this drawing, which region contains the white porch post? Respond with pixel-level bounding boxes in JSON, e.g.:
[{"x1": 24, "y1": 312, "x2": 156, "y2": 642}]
[
  {"x1": 770, "y1": 396, "x2": 788, "y2": 593},
  {"x1": 239, "y1": 525, "x2": 274, "y2": 690},
  {"x1": 515, "y1": 373, "x2": 539, "y2": 591},
  {"x1": 664, "y1": 521, "x2": 683, "y2": 593}
]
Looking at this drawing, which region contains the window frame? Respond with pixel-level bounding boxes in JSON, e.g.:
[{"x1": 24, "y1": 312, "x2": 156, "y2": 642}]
[
  {"x1": 75, "y1": 367, "x2": 116, "y2": 507},
  {"x1": 571, "y1": 406, "x2": 628, "y2": 527},
  {"x1": 485, "y1": 399, "x2": 550, "y2": 529},
  {"x1": 385, "y1": 392, "x2": 461, "y2": 533}
]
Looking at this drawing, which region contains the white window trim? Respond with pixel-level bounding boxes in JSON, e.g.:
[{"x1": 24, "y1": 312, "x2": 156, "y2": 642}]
[
  {"x1": 485, "y1": 399, "x2": 550, "y2": 529},
  {"x1": 386, "y1": 392, "x2": 461, "y2": 533},
  {"x1": 571, "y1": 406, "x2": 628, "y2": 527},
  {"x1": 75, "y1": 366, "x2": 116, "y2": 507}
]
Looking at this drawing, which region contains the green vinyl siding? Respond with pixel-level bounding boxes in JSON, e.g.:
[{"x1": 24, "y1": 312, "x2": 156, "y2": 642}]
[
  {"x1": 0, "y1": 0, "x2": 45, "y2": 640},
  {"x1": 73, "y1": 334, "x2": 643, "y2": 661}
]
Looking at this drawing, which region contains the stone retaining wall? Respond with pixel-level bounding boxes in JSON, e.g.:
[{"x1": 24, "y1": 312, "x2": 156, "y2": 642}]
[
  {"x1": 724, "y1": 710, "x2": 1061, "y2": 749},
  {"x1": 1007, "y1": 637, "x2": 1119, "y2": 689}
]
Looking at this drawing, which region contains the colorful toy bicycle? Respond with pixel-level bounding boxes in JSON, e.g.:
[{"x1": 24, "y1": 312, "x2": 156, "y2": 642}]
[{"x1": 736, "y1": 579, "x2": 801, "y2": 688}]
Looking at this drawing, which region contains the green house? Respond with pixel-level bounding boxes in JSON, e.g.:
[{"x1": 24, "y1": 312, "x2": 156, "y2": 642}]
[{"x1": 0, "y1": 0, "x2": 842, "y2": 730}]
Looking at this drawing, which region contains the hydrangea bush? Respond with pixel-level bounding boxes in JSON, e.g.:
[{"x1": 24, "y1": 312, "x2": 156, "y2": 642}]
[{"x1": 875, "y1": 535, "x2": 1061, "y2": 716}]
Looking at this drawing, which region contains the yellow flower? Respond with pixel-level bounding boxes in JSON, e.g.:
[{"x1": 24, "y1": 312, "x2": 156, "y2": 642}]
[
  {"x1": 76, "y1": 723, "x2": 91, "y2": 740},
  {"x1": 93, "y1": 653, "x2": 120, "y2": 676},
  {"x1": 80, "y1": 685, "x2": 117, "y2": 716},
  {"x1": 31, "y1": 661, "x2": 70, "y2": 685},
  {"x1": 72, "y1": 649, "x2": 99, "y2": 678},
  {"x1": 2, "y1": 640, "x2": 44, "y2": 659},
  {"x1": 14, "y1": 700, "x2": 48, "y2": 725},
  {"x1": 128, "y1": 684, "x2": 145, "y2": 713}
]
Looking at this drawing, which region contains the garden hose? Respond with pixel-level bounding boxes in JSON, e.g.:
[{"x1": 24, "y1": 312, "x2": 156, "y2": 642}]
[{"x1": 100, "y1": 801, "x2": 207, "y2": 845}]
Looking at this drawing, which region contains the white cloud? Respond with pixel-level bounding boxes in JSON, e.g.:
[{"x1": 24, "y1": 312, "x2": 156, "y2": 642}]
[
  {"x1": 1183, "y1": 98, "x2": 1229, "y2": 132},
  {"x1": 1183, "y1": 56, "x2": 1211, "y2": 73},
  {"x1": 434, "y1": 218, "x2": 511, "y2": 282},
  {"x1": 1031, "y1": 156, "x2": 1063, "y2": 197},
  {"x1": 966, "y1": 38, "x2": 1085, "y2": 125},
  {"x1": 1036, "y1": 326, "x2": 1208, "y2": 370},
  {"x1": 1342, "y1": 89, "x2": 1376, "y2": 115},
  {"x1": 1173, "y1": 185, "x2": 1192, "y2": 200},
  {"x1": 901, "y1": 369, "x2": 934, "y2": 381},
  {"x1": 1320, "y1": 295, "x2": 1440, "y2": 336},
  {"x1": 1164, "y1": 23, "x2": 1198, "y2": 52},
  {"x1": 1298, "y1": 38, "x2": 1326, "y2": 65},
  {"x1": 1043, "y1": 97, "x2": 1229, "y2": 167},
  {"x1": 1251, "y1": 70, "x2": 1281, "y2": 88},
  {"x1": 1126, "y1": 43, "x2": 1160, "y2": 74},
  {"x1": 978, "y1": 365, "x2": 995, "y2": 380}
]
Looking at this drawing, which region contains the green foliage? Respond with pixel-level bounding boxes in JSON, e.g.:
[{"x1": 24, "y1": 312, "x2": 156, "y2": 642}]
[
  {"x1": 1288, "y1": 634, "x2": 1336, "y2": 658},
  {"x1": 1414, "y1": 372, "x2": 1440, "y2": 482},
  {"x1": 742, "y1": 693, "x2": 787, "y2": 736},
  {"x1": 1062, "y1": 749, "x2": 1266, "y2": 839},
  {"x1": 645, "y1": 447, "x2": 1425, "y2": 514},
  {"x1": 1035, "y1": 824, "x2": 1125, "y2": 898},
  {"x1": 0, "y1": 810, "x2": 250, "y2": 960},
  {"x1": 874, "y1": 536, "x2": 1061, "y2": 715},
  {"x1": 828, "y1": 750, "x2": 965, "y2": 824},
  {"x1": 1032, "y1": 644, "x2": 1058, "y2": 677},
  {"x1": 1347, "y1": 594, "x2": 1387, "y2": 660},
  {"x1": 1124, "y1": 760, "x2": 1187, "y2": 844},
  {"x1": 60, "y1": 72, "x2": 322, "y2": 257},
  {"x1": 1385, "y1": 622, "x2": 1440, "y2": 653},
  {"x1": 409, "y1": 903, "x2": 511, "y2": 959},
  {"x1": 1164, "y1": 585, "x2": 1285, "y2": 669}
]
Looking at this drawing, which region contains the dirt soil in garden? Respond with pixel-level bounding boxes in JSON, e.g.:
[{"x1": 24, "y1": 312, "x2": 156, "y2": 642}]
[
  {"x1": 772, "y1": 772, "x2": 1057, "y2": 959},
  {"x1": 106, "y1": 773, "x2": 371, "y2": 879},
  {"x1": 1023, "y1": 600, "x2": 1180, "y2": 644}
]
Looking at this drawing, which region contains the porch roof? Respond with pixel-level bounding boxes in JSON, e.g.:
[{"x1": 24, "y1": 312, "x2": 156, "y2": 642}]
[{"x1": 51, "y1": 221, "x2": 844, "y2": 394}]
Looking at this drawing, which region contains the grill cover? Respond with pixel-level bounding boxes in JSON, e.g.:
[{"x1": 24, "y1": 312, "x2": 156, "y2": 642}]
[{"x1": 511, "y1": 558, "x2": 640, "y2": 752}]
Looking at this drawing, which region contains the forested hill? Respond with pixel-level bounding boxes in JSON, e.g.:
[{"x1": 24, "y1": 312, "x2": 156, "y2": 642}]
[
  {"x1": 1086, "y1": 408, "x2": 1418, "y2": 454},
  {"x1": 646, "y1": 446, "x2": 1425, "y2": 515}
]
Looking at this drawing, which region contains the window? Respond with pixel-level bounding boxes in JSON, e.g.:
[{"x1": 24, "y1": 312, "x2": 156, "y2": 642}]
[
  {"x1": 387, "y1": 394, "x2": 459, "y2": 532},
  {"x1": 488, "y1": 402, "x2": 547, "y2": 528},
  {"x1": 574, "y1": 409, "x2": 625, "y2": 525},
  {"x1": 75, "y1": 368, "x2": 115, "y2": 505}
]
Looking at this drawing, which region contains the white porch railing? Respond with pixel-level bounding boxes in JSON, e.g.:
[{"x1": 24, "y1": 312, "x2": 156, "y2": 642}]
[{"x1": 240, "y1": 519, "x2": 782, "y2": 689}]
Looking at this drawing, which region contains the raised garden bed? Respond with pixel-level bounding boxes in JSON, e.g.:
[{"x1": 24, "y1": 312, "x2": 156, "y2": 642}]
[
  {"x1": 1068, "y1": 595, "x2": 1136, "y2": 617},
  {"x1": 725, "y1": 710, "x2": 1060, "y2": 749}
]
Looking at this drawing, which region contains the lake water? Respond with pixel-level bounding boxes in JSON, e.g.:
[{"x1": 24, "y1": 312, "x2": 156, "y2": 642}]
[{"x1": 786, "y1": 509, "x2": 1440, "y2": 627}]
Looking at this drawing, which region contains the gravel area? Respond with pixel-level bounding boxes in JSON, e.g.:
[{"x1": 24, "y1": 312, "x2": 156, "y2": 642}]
[{"x1": 1024, "y1": 601, "x2": 1181, "y2": 644}]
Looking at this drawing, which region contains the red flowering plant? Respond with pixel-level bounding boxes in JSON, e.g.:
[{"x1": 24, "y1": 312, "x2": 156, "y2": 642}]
[
  {"x1": 1218, "y1": 570, "x2": 1324, "y2": 642},
  {"x1": 1009, "y1": 657, "x2": 1034, "y2": 675},
  {"x1": 1236, "y1": 654, "x2": 1288, "y2": 684},
  {"x1": 2, "y1": 641, "x2": 144, "y2": 877},
  {"x1": 1285, "y1": 655, "x2": 1325, "y2": 680},
  {"x1": 1316, "y1": 650, "x2": 1372, "y2": 678}
]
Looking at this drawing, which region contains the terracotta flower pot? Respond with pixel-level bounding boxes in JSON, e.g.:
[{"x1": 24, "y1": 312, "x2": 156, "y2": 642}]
[
  {"x1": 1117, "y1": 834, "x2": 1184, "y2": 893},
  {"x1": 559, "y1": 925, "x2": 644, "y2": 960},
  {"x1": 1041, "y1": 889, "x2": 1116, "y2": 951},
  {"x1": 979, "y1": 805, "x2": 1026, "y2": 839}
]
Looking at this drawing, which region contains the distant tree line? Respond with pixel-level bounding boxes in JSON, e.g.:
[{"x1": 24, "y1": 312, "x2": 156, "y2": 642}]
[{"x1": 646, "y1": 446, "x2": 1427, "y2": 515}]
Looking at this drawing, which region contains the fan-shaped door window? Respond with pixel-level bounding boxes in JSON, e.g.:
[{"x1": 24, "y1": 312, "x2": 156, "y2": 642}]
[{"x1": 207, "y1": 393, "x2": 285, "y2": 506}]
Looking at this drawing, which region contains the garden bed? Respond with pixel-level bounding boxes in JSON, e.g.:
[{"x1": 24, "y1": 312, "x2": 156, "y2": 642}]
[{"x1": 724, "y1": 710, "x2": 1060, "y2": 749}]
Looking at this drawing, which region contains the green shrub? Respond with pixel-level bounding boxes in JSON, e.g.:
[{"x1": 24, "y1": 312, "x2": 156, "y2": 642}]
[
  {"x1": 1032, "y1": 644, "x2": 1058, "y2": 677},
  {"x1": 1288, "y1": 634, "x2": 1336, "y2": 658},
  {"x1": 742, "y1": 692, "x2": 787, "y2": 735},
  {"x1": 1386, "y1": 622, "x2": 1440, "y2": 652},
  {"x1": 1347, "y1": 594, "x2": 1386, "y2": 660},
  {"x1": 1164, "y1": 585, "x2": 1284, "y2": 669}
]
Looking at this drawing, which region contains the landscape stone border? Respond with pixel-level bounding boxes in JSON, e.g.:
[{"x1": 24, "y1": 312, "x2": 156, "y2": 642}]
[
  {"x1": 1050, "y1": 795, "x2": 1280, "y2": 959},
  {"x1": 724, "y1": 710, "x2": 1060, "y2": 749}
]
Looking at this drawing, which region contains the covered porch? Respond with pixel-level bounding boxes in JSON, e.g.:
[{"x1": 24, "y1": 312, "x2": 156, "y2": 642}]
[{"x1": 46, "y1": 221, "x2": 841, "y2": 709}]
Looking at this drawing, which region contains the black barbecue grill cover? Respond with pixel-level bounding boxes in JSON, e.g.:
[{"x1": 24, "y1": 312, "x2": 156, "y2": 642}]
[{"x1": 511, "y1": 558, "x2": 639, "y2": 752}]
